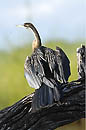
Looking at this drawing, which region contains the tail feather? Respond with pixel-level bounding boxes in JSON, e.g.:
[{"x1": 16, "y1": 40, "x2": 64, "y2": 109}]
[
  {"x1": 47, "y1": 87, "x2": 54, "y2": 105},
  {"x1": 40, "y1": 84, "x2": 48, "y2": 106},
  {"x1": 32, "y1": 83, "x2": 61, "y2": 112},
  {"x1": 53, "y1": 86, "x2": 60, "y2": 101}
]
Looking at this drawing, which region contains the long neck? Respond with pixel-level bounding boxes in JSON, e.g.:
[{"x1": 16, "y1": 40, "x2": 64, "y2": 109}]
[{"x1": 29, "y1": 23, "x2": 41, "y2": 47}]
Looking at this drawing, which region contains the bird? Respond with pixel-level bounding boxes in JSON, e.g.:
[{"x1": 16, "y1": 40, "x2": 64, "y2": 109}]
[{"x1": 17, "y1": 23, "x2": 71, "y2": 112}]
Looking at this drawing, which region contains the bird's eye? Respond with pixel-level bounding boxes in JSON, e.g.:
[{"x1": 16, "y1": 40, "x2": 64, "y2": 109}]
[{"x1": 24, "y1": 23, "x2": 29, "y2": 27}]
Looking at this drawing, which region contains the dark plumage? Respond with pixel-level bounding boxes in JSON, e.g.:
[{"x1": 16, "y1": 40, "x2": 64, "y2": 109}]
[{"x1": 18, "y1": 23, "x2": 71, "y2": 112}]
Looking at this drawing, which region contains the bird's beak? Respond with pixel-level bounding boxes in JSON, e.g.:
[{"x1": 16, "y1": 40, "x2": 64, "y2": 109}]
[{"x1": 16, "y1": 25, "x2": 24, "y2": 28}]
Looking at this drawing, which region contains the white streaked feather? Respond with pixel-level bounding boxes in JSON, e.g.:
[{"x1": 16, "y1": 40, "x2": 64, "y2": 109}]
[
  {"x1": 24, "y1": 72, "x2": 40, "y2": 89},
  {"x1": 43, "y1": 77, "x2": 54, "y2": 88}
]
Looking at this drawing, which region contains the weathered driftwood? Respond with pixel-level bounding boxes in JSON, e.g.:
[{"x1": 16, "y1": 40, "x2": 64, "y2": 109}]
[
  {"x1": 0, "y1": 78, "x2": 85, "y2": 130},
  {"x1": 0, "y1": 45, "x2": 85, "y2": 130}
]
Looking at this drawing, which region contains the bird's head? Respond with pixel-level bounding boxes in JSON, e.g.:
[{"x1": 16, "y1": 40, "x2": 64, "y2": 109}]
[
  {"x1": 16, "y1": 23, "x2": 32, "y2": 29},
  {"x1": 24, "y1": 23, "x2": 33, "y2": 28},
  {"x1": 17, "y1": 23, "x2": 41, "y2": 52}
]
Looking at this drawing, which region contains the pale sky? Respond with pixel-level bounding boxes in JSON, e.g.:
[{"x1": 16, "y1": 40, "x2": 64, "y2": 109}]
[{"x1": 0, "y1": 0, "x2": 85, "y2": 50}]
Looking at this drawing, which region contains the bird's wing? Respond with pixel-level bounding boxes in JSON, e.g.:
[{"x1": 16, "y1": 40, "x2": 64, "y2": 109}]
[
  {"x1": 56, "y1": 46, "x2": 71, "y2": 82},
  {"x1": 24, "y1": 50, "x2": 55, "y2": 89},
  {"x1": 44, "y1": 46, "x2": 71, "y2": 83},
  {"x1": 44, "y1": 47, "x2": 61, "y2": 82},
  {"x1": 24, "y1": 56, "x2": 42, "y2": 89}
]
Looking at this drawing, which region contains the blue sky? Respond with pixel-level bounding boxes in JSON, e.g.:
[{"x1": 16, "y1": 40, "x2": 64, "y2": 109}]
[{"x1": 0, "y1": 0, "x2": 85, "y2": 50}]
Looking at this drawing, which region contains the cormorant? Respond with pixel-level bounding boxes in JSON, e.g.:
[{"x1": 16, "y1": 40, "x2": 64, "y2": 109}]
[{"x1": 17, "y1": 23, "x2": 71, "y2": 112}]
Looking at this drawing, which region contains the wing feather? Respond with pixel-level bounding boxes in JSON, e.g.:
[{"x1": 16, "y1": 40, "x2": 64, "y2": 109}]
[
  {"x1": 56, "y1": 46, "x2": 71, "y2": 81},
  {"x1": 24, "y1": 45, "x2": 71, "y2": 90}
]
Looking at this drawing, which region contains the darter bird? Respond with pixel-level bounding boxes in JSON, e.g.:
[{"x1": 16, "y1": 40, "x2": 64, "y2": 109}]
[{"x1": 17, "y1": 23, "x2": 71, "y2": 112}]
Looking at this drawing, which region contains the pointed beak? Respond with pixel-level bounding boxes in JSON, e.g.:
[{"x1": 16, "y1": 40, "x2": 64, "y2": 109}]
[{"x1": 16, "y1": 24, "x2": 24, "y2": 28}]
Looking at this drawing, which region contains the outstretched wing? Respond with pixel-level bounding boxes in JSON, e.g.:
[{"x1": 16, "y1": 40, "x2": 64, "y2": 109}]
[
  {"x1": 39, "y1": 46, "x2": 71, "y2": 83},
  {"x1": 24, "y1": 45, "x2": 71, "y2": 90},
  {"x1": 24, "y1": 49, "x2": 55, "y2": 89},
  {"x1": 24, "y1": 56, "x2": 42, "y2": 89},
  {"x1": 56, "y1": 46, "x2": 71, "y2": 82}
]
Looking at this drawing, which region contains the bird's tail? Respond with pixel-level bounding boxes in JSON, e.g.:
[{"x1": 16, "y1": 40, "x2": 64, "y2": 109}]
[{"x1": 32, "y1": 82, "x2": 62, "y2": 112}]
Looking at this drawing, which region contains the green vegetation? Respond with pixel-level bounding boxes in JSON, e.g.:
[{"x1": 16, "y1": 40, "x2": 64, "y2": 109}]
[{"x1": 0, "y1": 42, "x2": 81, "y2": 109}]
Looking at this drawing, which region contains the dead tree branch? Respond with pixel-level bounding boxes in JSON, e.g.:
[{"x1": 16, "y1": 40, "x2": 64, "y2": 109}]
[
  {"x1": 0, "y1": 78, "x2": 85, "y2": 130},
  {"x1": 0, "y1": 45, "x2": 85, "y2": 130}
]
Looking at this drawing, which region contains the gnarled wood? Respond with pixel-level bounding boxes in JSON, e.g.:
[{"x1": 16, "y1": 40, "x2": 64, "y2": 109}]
[
  {"x1": 0, "y1": 78, "x2": 85, "y2": 130},
  {"x1": 0, "y1": 45, "x2": 85, "y2": 130}
]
